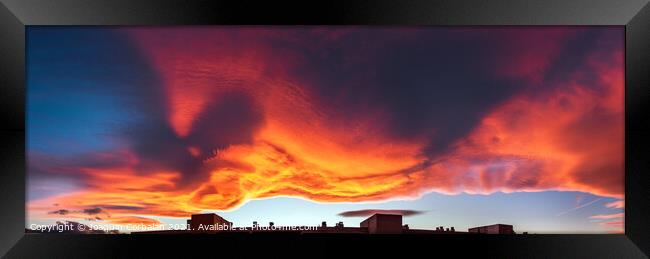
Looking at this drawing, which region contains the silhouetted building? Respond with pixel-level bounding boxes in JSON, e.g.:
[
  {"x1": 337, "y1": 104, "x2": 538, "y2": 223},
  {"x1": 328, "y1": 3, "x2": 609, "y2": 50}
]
[
  {"x1": 135, "y1": 212, "x2": 512, "y2": 235},
  {"x1": 360, "y1": 214, "x2": 403, "y2": 234},
  {"x1": 468, "y1": 224, "x2": 515, "y2": 234},
  {"x1": 188, "y1": 213, "x2": 232, "y2": 231}
]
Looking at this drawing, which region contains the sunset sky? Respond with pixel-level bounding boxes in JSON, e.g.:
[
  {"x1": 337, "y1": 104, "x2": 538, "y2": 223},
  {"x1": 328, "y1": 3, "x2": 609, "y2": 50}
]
[{"x1": 27, "y1": 26, "x2": 624, "y2": 233}]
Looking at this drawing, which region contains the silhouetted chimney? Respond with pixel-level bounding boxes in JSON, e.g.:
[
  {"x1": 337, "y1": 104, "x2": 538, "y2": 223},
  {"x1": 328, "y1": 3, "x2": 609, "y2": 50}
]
[
  {"x1": 451, "y1": 227, "x2": 455, "y2": 232},
  {"x1": 269, "y1": 222, "x2": 274, "y2": 227},
  {"x1": 335, "y1": 221, "x2": 344, "y2": 228},
  {"x1": 321, "y1": 221, "x2": 327, "y2": 228}
]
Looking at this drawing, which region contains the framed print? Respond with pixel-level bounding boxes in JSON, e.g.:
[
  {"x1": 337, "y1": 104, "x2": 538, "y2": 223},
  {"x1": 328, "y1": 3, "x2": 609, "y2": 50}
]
[{"x1": 1, "y1": 0, "x2": 649, "y2": 258}]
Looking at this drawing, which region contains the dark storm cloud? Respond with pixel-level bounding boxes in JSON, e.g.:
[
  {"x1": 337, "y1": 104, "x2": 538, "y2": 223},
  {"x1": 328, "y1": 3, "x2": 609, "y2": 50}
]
[
  {"x1": 274, "y1": 29, "x2": 519, "y2": 156},
  {"x1": 125, "y1": 119, "x2": 198, "y2": 179},
  {"x1": 540, "y1": 28, "x2": 622, "y2": 92},
  {"x1": 271, "y1": 28, "x2": 622, "y2": 157},
  {"x1": 186, "y1": 90, "x2": 265, "y2": 158},
  {"x1": 338, "y1": 209, "x2": 425, "y2": 217}
]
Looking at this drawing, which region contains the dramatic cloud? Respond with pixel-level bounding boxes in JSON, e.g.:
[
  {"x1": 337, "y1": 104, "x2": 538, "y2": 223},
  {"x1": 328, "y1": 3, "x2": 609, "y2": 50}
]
[
  {"x1": 27, "y1": 28, "x2": 624, "y2": 227},
  {"x1": 338, "y1": 209, "x2": 425, "y2": 217}
]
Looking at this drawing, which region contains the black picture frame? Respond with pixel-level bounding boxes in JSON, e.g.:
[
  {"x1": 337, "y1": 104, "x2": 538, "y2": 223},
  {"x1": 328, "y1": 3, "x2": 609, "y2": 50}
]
[{"x1": 1, "y1": 0, "x2": 649, "y2": 258}]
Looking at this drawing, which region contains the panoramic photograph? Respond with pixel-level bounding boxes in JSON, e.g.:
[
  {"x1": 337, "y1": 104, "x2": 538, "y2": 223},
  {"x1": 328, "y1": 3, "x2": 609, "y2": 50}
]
[{"x1": 26, "y1": 26, "x2": 624, "y2": 234}]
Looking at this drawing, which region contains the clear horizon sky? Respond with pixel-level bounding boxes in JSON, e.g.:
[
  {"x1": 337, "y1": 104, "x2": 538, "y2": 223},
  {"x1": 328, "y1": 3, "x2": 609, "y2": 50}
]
[{"x1": 26, "y1": 26, "x2": 624, "y2": 233}]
